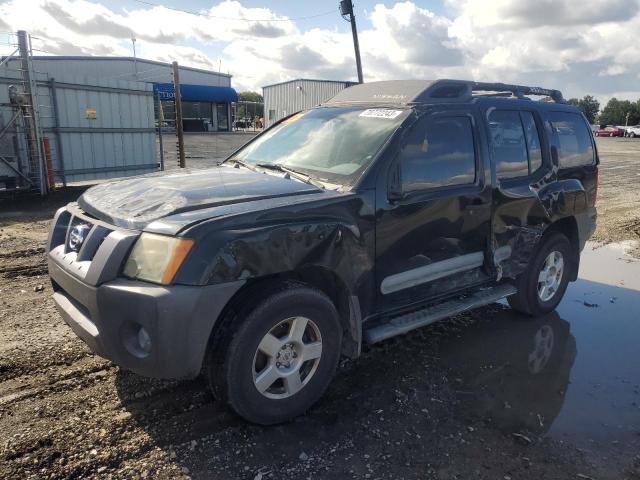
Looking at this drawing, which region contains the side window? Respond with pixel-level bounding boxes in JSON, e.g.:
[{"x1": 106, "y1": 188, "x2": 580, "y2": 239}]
[
  {"x1": 520, "y1": 111, "x2": 543, "y2": 172},
  {"x1": 549, "y1": 112, "x2": 595, "y2": 167},
  {"x1": 399, "y1": 116, "x2": 476, "y2": 193},
  {"x1": 489, "y1": 110, "x2": 528, "y2": 179}
]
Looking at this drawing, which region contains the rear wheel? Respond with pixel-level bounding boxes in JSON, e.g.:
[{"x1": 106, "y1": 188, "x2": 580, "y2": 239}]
[
  {"x1": 207, "y1": 284, "x2": 342, "y2": 424},
  {"x1": 508, "y1": 232, "x2": 573, "y2": 316}
]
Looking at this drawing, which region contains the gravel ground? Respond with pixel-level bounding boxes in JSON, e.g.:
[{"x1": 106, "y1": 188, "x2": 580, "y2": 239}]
[
  {"x1": 0, "y1": 136, "x2": 639, "y2": 480},
  {"x1": 591, "y1": 137, "x2": 640, "y2": 257}
]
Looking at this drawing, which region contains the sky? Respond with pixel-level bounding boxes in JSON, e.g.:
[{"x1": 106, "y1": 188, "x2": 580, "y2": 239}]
[{"x1": 1, "y1": 0, "x2": 640, "y2": 104}]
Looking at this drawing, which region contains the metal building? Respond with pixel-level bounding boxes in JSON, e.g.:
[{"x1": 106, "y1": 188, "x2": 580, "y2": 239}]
[
  {"x1": 28, "y1": 57, "x2": 237, "y2": 133},
  {"x1": 1, "y1": 43, "x2": 239, "y2": 193},
  {"x1": 1, "y1": 43, "x2": 164, "y2": 192},
  {"x1": 263, "y1": 79, "x2": 355, "y2": 127}
]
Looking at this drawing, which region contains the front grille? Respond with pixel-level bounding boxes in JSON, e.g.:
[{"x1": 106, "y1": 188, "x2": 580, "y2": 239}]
[
  {"x1": 49, "y1": 208, "x2": 112, "y2": 262},
  {"x1": 47, "y1": 204, "x2": 139, "y2": 286}
]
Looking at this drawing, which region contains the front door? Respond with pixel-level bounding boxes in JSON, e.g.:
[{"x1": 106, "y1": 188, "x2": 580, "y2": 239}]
[{"x1": 375, "y1": 110, "x2": 492, "y2": 312}]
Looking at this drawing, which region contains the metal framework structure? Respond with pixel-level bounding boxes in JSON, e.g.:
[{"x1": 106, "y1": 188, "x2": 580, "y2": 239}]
[{"x1": 0, "y1": 30, "x2": 52, "y2": 195}]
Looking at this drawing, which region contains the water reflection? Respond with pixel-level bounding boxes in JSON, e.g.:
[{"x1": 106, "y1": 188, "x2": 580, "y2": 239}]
[
  {"x1": 441, "y1": 242, "x2": 640, "y2": 457},
  {"x1": 441, "y1": 309, "x2": 575, "y2": 436}
]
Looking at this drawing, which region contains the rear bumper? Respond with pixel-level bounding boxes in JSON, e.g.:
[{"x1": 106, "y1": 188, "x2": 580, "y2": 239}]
[
  {"x1": 576, "y1": 206, "x2": 597, "y2": 251},
  {"x1": 49, "y1": 257, "x2": 244, "y2": 379}
]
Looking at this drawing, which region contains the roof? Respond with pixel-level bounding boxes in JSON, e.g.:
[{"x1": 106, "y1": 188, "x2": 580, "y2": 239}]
[
  {"x1": 28, "y1": 55, "x2": 232, "y2": 78},
  {"x1": 323, "y1": 79, "x2": 565, "y2": 106},
  {"x1": 262, "y1": 78, "x2": 357, "y2": 89}
]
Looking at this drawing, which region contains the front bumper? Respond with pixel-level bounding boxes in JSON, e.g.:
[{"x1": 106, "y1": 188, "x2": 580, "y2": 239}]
[{"x1": 47, "y1": 204, "x2": 244, "y2": 379}]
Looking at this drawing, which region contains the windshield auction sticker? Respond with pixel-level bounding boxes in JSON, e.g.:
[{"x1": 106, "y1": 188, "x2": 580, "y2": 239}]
[
  {"x1": 359, "y1": 109, "x2": 403, "y2": 119},
  {"x1": 281, "y1": 112, "x2": 306, "y2": 125}
]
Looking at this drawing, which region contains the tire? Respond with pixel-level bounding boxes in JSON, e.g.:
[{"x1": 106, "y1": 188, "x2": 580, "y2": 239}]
[
  {"x1": 631, "y1": 132, "x2": 636, "y2": 138},
  {"x1": 207, "y1": 283, "x2": 342, "y2": 424},
  {"x1": 508, "y1": 232, "x2": 573, "y2": 316},
  {"x1": 609, "y1": 132, "x2": 614, "y2": 137}
]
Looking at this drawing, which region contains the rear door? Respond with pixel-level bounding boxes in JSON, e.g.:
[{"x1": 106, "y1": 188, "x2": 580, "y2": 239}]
[{"x1": 375, "y1": 109, "x2": 492, "y2": 312}]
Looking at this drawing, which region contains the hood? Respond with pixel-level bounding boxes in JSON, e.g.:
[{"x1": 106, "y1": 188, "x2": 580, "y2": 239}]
[{"x1": 78, "y1": 166, "x2": 323, "y2": 230}]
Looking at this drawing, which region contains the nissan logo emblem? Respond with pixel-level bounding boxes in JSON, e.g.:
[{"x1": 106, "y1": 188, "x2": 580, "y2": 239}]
[{"x1": 68, "y1": 224, "x2": 90, "y2": 252}]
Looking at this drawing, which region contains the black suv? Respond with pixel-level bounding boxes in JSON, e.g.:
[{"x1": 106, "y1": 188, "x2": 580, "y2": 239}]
[{"x1": 47, "y1": 80, "x2": 598, "y2": 424}]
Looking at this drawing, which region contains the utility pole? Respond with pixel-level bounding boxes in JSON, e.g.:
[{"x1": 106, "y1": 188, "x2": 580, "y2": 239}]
[
  {"x1": 172, "y1": 61, "x2": 186, "y2": 168},
  {"x1": 131, "y1": 36, "x2": 138, "y2": 79},
  {"x1": 339, "y1": 1, "x2": 363, "y2": 83}
]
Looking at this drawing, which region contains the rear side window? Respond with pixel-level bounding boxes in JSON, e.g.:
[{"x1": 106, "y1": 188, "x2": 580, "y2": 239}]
[
  {"x1": 549, "y1": 112, "x2": 595, "y2": 167},
  {"x1": 489, "y1": 110, "x2": 529, "y2": 179},
  {"x1": 399, "y1": 116, "x2": 476, "y2": 192},
  {"x1": 489, "y1": 110, "x2": 544, "y2": 178}
]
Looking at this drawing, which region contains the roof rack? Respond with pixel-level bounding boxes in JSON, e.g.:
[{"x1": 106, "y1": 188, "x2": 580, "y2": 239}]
[
  {"x1": 430, "y1": 80, "x2": 565, "y2": 104},
  {"x1": 323, "y1": 79, "x2": 565, "y2": 106}
]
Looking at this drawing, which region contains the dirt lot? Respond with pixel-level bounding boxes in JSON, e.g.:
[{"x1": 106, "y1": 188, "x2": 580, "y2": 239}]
[
  {"x1": 590, "y1": 138, "x2": 640, "y2": 256},
  {"x1": 0, "y1": 136, "x2": 639, "y2": 480}
]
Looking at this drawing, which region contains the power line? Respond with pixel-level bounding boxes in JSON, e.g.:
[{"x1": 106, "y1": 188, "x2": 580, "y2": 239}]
[{"x1": 131, "y1": 0, "x2": 337, "y2": 22}]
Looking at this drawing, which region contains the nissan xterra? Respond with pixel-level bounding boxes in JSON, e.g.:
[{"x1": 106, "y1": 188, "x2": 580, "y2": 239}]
[{"x1": 47, "y1": 80, "x2": 598, "y2": 424}]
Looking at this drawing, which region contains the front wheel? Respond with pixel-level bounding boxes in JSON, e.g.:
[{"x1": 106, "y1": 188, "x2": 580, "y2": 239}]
[
  {"x1": 508, "y1": 232, "x2": 573, "y2": 316},
  {"x1": 207, "y1": 284, "x2": 342, "y2": 424}
]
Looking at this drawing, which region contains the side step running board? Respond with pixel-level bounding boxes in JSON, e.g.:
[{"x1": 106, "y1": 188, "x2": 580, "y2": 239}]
[{"x1": 363, "y1": 284, "x2": 517, "y2": 344}]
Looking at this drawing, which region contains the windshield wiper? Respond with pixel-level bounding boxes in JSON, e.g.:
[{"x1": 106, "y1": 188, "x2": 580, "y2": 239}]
[
  {"x1": 256, "y1": 163, "x2": 326, "y2": 189},
  {"x1": 226, "y1": 158, "x2": 258, "y2": 172}
]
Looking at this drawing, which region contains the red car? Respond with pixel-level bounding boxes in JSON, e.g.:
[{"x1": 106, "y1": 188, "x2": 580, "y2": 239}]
[{"x1": 594, "y1": 126, "x2": 624, "y2": 137}]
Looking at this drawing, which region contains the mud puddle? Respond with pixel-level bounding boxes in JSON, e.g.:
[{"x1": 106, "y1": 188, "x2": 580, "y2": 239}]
[{"x1": 440, "y1": 241, "x2": 640, "y2": 470}]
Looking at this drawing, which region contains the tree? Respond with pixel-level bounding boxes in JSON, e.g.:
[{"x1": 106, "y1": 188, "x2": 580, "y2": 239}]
[
  {"x1": 577, "y1": 96, "x2": 600, "y2": 124},
  {"x1": 236, "y1": 91, "x2": 264, "y2": 119},
  {"x1": 566, "y1": 96, "x2": 599, "y2": 124},
  {"x1": 238, "y1": 91, "x2": 263, "y2": 103},
  {"x1": 599, "y1": 98, "x2": 640, "y2": 126}
]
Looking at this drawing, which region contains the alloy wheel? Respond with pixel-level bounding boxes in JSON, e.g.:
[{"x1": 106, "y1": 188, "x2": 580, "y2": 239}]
[
  {"x1": 252, "y1": 317, "x2": 322, "y2": 399},
  {"x1": 537, "y1": 250, "x2": 564, "y2": 302}
]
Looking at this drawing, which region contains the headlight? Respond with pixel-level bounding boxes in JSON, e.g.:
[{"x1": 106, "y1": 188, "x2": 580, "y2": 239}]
[{"x1": 123, "y1": 233, "x2": 194, "y2": 285}]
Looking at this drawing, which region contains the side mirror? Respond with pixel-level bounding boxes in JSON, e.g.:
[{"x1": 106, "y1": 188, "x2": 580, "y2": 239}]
[{"x1": 388, "y1": 161, "x2": 403, "y2": 202}]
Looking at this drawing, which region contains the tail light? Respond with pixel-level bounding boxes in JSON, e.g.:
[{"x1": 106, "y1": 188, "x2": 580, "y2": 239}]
[{"x1": 592, "y1": 166, "x2": 598, "y2": 206}]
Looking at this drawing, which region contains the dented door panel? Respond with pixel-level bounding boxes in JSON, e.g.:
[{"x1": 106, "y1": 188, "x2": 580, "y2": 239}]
[{"x1": 489, "y1": 107, "x2": 596, "y2": 280}]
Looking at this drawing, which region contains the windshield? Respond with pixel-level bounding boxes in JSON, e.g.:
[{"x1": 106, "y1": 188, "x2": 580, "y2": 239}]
[{"x1": 228, "y1": 106, "x2": 407, "y2": 185}]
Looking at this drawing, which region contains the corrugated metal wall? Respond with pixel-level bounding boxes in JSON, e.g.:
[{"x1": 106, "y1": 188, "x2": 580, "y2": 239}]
[
  {"x1": 263, "y1": 80, "x2": 354, "y2": 127},
  {"x1": 49, "y1": 75, "x2": 157, "y2": 182},
  {"x1": 0, "y1": 61, "x2": 157, "y2": 185}
]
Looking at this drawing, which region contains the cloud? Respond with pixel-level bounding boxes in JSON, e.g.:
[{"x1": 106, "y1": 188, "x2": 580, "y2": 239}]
[
  {"x1": 279, "y1": 44, "x2": 329, "y2": 71},
  {"x1": 0, "y1": 0, "x2": 639, "y2": 104},
  {"x1": 368, "y1": 2, "x2": 463, "y2": 66},
  {"x1": 446, "y1": 0, "x2": 638, "y2": 28},
  {"x1": 235, "y1": 22, "x2": 287, "y2": 38},
  {"x1": 41, "y1": 0, "x2": 133, "y2": 39}
]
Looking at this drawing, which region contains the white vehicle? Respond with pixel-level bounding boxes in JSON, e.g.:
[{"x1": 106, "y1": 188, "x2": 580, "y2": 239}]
[{"x1": 625, "y1": 125, "x2": 640, "y2": 138}]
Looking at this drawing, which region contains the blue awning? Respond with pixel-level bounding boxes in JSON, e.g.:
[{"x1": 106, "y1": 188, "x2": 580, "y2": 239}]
[{"x1": 153, "y1": 83, "x2": 238, "y2": 103}]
